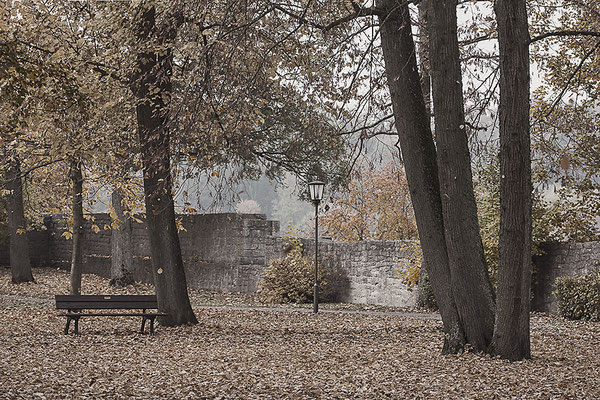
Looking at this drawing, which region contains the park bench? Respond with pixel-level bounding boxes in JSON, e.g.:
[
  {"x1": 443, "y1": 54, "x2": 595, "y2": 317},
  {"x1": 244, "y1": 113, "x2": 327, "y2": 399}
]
[{"x1": 55, "y1": 294, "x2": 167, "y2": 335}]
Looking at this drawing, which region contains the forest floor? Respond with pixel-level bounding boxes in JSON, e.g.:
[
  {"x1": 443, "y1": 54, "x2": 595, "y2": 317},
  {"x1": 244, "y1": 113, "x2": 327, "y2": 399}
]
[{"x1": 1, "y1": 267, "x2": 599, "y2": 399}]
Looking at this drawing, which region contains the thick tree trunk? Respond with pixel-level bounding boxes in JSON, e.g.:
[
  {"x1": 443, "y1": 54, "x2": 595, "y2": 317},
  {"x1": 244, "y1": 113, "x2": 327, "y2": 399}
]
[
  {"x1": 377, "y1": 0, "x2": 466, "y2": 353},
  {"x1": 5, "y1": 159, "x2": 34, "y2": 283},
  {"x1": 428, "y1": 0, "x2": 495, "y2": 351},
  {"x1": 110, "y1": 190, "x2": 134, "y2": 287},
  {"x1": 69, "y1": 159, "x2": 84, "y2": 295},
  {"x1": 491, "y1": 0, "x2": 532, "y2": 361},
  {"x1": 132, "y1": 4, "x2": 196, "y2": 326}
]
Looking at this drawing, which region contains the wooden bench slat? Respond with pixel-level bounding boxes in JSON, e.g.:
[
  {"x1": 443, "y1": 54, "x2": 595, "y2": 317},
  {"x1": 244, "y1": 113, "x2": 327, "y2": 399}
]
[
  {"x1": 56, "y1": 301, "x2": 158, "y2": 309},
  {"x1": 55, "y1": 295, "x2": 157, "y2": 301},
  {"x1": 55, "y1": 295, "x2": 159, "y2": 310}
]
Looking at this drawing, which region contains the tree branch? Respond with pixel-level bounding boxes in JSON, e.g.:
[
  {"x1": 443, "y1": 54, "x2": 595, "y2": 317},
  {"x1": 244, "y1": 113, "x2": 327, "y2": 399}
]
[
  {"x1": 272, "y1": 1, "x2": 385, "y2": 32},
  {"x1": 460, "y1": 34, "x2": 496, "y2": 46},
  {"x1": 543, "y1": 40, "x2": 600, "y2": 119},
  {"x1": 530, "y1": 30, "x2": 600, "y2": 44}
]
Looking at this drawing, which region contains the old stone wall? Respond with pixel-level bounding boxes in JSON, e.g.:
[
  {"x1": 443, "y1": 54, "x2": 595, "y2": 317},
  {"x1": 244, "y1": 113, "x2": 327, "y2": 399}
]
[
  {"x1": 43, "y1": 213, "x2": 281, "y2": 295},
  {"x1": 302, "y1": 239, "x2": 418, "y2": 307},
  {"x1": 4, "y1": 212, "x2": 599, "y2": 312},
  {"x1": 6, "y1": 213, "x2": 419, "y2": 307},
  {"x1": 532, "y1": 241, "x2": 600, "y2": 313}
]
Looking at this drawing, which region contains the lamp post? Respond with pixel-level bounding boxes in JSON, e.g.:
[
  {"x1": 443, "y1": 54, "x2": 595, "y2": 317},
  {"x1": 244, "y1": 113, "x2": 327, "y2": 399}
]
[{"x1": 308, "y1": 181, "x2": 325, "y2": 314}]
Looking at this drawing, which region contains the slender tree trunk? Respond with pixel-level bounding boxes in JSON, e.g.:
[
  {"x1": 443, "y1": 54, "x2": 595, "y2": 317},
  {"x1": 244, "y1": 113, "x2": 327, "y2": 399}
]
[
  {"x1": 110, "y1": 189, "x2": 134, "y2": 287},
  {"x1": 377, "y1": 0, "x2": 466, "y2": 353},
  {"x1": 417, "y1": 0, "x2": 433, "y2": 118},
  {"x1": 5, "y1": 159, "x2": 34, "y2": 283},
  {"x1": 428, "y1": 0, "x2": 495, "y2": 351},
  {"x1": 415, "y1": 1, "x2": 433, "y2": 311},
  {"x1": 491, "y1": 0, "x2": 532, "y2": 361},
  {"x1": 69, "y1": 159, "x2": 84, "y2": 295},
  {"x1": 132, "y1": 4, "x2": 196, "y2": 326}
]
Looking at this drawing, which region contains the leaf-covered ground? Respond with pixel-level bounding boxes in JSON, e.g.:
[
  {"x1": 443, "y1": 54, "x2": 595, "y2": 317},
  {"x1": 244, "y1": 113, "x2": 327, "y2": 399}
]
[{"x1": 1, "y1": 268, "x2": 600, "y2": 399}]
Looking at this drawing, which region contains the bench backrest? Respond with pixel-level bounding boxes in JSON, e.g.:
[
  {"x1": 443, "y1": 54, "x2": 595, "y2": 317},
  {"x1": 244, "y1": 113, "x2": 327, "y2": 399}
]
[{"x1": 55, "y1": 295, "x2": 158, "y2": 310}]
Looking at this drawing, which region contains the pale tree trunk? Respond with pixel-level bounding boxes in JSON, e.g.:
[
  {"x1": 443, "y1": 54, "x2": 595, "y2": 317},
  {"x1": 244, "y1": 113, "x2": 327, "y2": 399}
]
[
  {"x1": 377, "y1": 0, "x2": 466, "y2": 353},
  {"x1": 5, "y1": 159, "x2": 34, "y2": 283},
  {"x1": 132, "y1": 4, "x2": 197, "y2": 326},
  {"x1": 491, "y1": 0, "x2": 532, "y2": 361},
  {"x1": 69, "y1": 159, "x2": 84, "y2": 295},
  {"x1": 110, "y1": 189, "x2": 134, "y2": 286},
  {"x1": 428, "y1": 0, "x2": 495, "y2": 351}
]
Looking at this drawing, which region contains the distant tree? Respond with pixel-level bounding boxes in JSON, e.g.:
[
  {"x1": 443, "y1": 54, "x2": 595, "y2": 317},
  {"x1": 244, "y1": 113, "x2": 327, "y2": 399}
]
[
  {"x1": 3, "y1": 159, "x2": 33, "y2": 283},
  {"x1": 529, "y1": 0, "x2": 600, "y2": 242},
  {"x1": 235, "y1": 200, "x2": 262, "y2": 215},
  {"x1": 321, "y1": 164, "x2": 417, "y2": 241},
  {"x1": 69, "y1": 159, "x2": 84, "y2": 295},
  {"x1": 110, "y1": 189, "x2": 134, "y2": 287},
  {"x1": 271, "y1": 175, "x2": 314, "y2": 231}
]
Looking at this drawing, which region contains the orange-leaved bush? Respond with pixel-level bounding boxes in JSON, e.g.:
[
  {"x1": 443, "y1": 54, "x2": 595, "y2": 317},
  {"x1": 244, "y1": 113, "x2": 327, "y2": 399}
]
[{"x1": 320, "y1": 163, "x2": 417, "y2": 242}]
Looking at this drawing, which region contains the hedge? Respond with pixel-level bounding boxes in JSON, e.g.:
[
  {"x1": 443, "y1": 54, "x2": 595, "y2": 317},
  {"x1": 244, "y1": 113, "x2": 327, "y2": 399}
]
[{"x1": 554, "y1": 270, "x2": 600, "y2": 321}]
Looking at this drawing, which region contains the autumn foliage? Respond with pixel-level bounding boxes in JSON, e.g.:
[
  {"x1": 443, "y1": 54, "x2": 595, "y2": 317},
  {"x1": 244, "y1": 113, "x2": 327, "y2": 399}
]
[{"x1": 320, "y1": 164, "x2": 417, "y2": 242}]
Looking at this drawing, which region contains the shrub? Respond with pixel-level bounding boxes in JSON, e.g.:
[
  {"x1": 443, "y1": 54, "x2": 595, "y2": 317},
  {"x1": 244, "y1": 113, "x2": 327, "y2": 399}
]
[
  {"x1": 554, "y1": 270, "x2": 600, "y2": 321},
  {"x1": 257, "y1": 241, "x2": 333, "y2": 304},
  {"x1": 396, "y1": 241, "x2": 437, "y2": 310}
]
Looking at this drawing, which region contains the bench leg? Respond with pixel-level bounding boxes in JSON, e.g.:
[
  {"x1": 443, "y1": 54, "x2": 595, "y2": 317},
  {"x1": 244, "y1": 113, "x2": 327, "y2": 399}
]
[
  {"x1": 74, "y1": 316, "x2": 80, "y2": 335},
  {"x1": 141, "y1": 316, "x2": 147, "y2": 334},
  {"x1": 149, "y1": 317, "x2": 155, "y2": 335},
  {"x1": 64, "y1": 317, "x2": 72, "y2": 335}
]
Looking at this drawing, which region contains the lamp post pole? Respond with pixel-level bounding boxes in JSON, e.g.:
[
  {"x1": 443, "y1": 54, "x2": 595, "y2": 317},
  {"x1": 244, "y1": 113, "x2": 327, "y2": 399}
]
[
  {"x1": 308, "y1": 181, "x2": 325, "y2": 314},
  {"x1": 313, "y1": 199, "x2": 319, "y2": 314}
]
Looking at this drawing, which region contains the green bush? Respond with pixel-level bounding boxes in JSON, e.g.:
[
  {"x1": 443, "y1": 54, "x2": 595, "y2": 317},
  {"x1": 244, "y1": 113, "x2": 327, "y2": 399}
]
[
  {"x1": 257, "y1": 243, "x2": 333, "y2": 304},
  {"x1": 554, "y1": 270, "x2": 600, "y2": 321}
]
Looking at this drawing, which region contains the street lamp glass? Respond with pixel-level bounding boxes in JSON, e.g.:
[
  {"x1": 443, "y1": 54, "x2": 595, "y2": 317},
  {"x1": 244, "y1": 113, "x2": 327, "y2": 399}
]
[{"x1": 308, "y1": 181, "x2": 325, "y2": 202}]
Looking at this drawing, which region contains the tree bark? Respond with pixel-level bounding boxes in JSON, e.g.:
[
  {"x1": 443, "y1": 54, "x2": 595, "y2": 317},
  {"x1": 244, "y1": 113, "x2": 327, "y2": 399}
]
[
  {"x1": 417, "y1": 0, "x2": 433, "y2": 118},
  {"x1": 69, "y1": 159, "x2": 84, "y2": 295},
  {"x1": 110, "y1": 189, "x2": 134, "y2": 287},
  {"x1": 5, "y1": 159, "x2": 34, "y2": 284},
  {"x1": 428, "y1": 0, "x2": 495, "y2": 351},
  {"x1": 377, "y1": 0, "x2": 466, "y2": 353},
  {"x1": 491, "y1": 0, "x2": 532, "y2": 361},
  {"x1": 131, "y1": 4, "x2": 197, "y2": 326}
]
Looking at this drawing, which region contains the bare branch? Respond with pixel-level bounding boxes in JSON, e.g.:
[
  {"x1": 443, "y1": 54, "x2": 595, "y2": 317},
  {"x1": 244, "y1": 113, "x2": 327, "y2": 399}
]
[
  {"x1": 530, "y1": 30, "x2": 600, "y2": 44},
  {"x1": 460, "y1": 34, "x2": 496, "y2": 46},
  {"x1": 272, "y1": 1, "x2": 385, "y2": 32},
  {"x1": 337, "y1": 114, "x2": 395, "y2": 136}
]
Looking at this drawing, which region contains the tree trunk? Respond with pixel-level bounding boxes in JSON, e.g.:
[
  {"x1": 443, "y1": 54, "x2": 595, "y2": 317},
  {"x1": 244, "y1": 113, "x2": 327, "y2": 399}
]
[
  {"x1": 377, "y1": 0, "x2": 466, "y2": 353},
  {"x1": 110, "y1": 189, "x2": 134, "y2": 287},
  {"x1": 491, "y1": 0, "x2": 532, "y2": 361},
  {"x1": 428, "y1": 0, "x2": 495, "y2": 351},
  {"x1": 131, "y1": 4, "x2": 197, "y2": 326},
  {"x1": 417, "y1": 0, "x2": 433, "y2": 118},
  {"x1": 5, "y1": 159, "x2": 34, "y2": 284},
  {"x1": 69, "y1": 159, "x2": 84, "y2": 295}
]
